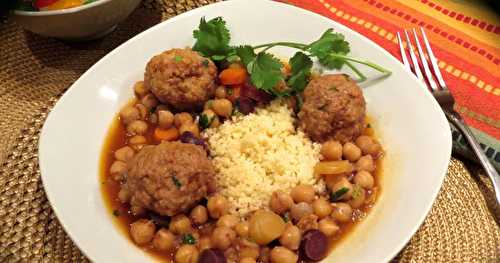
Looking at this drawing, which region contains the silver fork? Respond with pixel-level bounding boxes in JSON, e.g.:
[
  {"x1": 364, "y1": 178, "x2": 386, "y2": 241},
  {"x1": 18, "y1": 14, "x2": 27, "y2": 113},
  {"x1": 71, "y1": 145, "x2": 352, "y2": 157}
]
[{"x1": 397, "y1": 28, "x2": 500, "y2": 205}]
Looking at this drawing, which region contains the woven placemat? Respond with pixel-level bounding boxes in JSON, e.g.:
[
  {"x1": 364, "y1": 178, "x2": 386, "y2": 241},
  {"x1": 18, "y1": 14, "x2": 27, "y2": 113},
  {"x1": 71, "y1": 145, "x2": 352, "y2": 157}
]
[{"x1": 0, "y1": 1, "x2": 498, "y2": 262}]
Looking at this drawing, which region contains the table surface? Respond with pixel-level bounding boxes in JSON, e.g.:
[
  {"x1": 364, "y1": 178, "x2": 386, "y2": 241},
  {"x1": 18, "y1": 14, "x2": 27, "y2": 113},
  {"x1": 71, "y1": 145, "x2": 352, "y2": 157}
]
[{"x1": 0, "y1": 0, "x2": 498, "y2": 262}]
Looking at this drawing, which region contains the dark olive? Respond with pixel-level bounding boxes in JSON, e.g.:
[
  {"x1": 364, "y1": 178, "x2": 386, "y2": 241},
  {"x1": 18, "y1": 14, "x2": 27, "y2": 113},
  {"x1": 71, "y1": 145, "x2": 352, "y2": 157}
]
[
  {"x1": 300, "y1": 229, "x2": 328, "y2": 261},
  {"x1": 180, "y1": 132, "x2": 207, "y2": 149},
  {"x1": 235, "y1": 97, "x2": 256, "y2": 115},
  {"x1": 199, "y1": 249, "x2": 227, "y2": 263}
]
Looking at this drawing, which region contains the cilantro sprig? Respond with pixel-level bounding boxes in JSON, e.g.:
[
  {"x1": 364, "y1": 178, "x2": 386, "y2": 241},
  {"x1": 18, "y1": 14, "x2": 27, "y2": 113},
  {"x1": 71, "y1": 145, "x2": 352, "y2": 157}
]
[{"x1": 192, "y1": 17, "x2": 391, "y2": 96}]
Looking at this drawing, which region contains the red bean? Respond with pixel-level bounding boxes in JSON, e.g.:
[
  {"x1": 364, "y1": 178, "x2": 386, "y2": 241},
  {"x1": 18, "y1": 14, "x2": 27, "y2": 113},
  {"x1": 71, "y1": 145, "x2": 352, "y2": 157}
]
[
  {"x1": 199, "y1": 249, "x2": 227, "y2": 263},
  {"x1": 300, "y1": 229, "x2": 328, "y2": 261}
]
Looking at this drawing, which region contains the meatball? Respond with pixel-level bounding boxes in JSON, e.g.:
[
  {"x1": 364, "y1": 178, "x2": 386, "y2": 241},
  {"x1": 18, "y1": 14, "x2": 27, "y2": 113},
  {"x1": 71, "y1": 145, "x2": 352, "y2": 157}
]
[
  {"x1": 123, "y1": 141, "x2": 216, "y2": 216},
  {"x1": 298, "y1": 74, "x2": 366, "y2": 143},
  {"x1": 144, "y1": 48, "x2": 217, "y2": 111}
]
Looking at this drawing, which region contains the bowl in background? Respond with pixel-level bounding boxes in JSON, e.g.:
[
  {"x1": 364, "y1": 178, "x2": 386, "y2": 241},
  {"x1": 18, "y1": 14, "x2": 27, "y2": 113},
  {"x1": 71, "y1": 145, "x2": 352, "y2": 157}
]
[{"x1": 11, "y1": 0, "x2": 141, "y2": 40}]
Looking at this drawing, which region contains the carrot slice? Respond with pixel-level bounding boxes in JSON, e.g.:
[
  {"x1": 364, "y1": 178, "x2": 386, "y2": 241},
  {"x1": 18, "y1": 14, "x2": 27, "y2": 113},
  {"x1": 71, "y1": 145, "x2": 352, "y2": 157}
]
[
  {"x1": 153, "y1": 127, "x2": 179, "y2": 142},
  {"x1": 227, "y1": 85, "x2": 242, "y2": 103},
  {"x1": 219, "y1": 67, "x2": 248, "y2": 85}
]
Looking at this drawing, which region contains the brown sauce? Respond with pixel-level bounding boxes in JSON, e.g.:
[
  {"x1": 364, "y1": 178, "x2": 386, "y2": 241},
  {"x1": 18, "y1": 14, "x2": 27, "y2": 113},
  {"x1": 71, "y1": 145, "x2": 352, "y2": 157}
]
[{"x1": 100, "y1": 103, "x2": 382, "y2": 262}]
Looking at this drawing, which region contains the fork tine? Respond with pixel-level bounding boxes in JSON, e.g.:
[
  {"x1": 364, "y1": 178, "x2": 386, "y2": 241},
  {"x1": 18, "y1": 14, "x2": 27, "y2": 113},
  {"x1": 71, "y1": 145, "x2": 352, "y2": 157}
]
[
  {"x1": 397, "y1": 32, "x2": 411, "y2": 72},
  {"x1": 420, "y1": 27, "x2": 447, "y2": 89},
  {"x1": 404, "y1": 30, "x2": 423, "y2": 80},
  {"x1": 412, "y1": 28, "x2": 438, "y2": 91}
]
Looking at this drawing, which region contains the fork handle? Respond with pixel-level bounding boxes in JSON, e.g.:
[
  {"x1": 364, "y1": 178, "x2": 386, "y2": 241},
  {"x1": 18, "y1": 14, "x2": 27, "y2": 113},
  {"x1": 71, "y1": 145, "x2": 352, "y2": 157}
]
[{"x1": 446, "y1": 110, "x2": 500, "y2": 205}]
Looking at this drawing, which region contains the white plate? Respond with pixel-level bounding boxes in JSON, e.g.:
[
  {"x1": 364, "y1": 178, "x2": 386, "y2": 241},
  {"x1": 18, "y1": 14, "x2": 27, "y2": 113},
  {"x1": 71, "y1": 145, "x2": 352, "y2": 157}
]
[{"x1": 39, "y1": 0, "x2": 452, "y2": 262}]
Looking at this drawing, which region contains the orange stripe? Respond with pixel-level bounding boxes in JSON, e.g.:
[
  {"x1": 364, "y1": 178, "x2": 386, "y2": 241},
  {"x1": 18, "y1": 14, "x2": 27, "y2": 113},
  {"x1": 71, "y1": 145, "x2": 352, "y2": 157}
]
[
  {"x1": 418, "y1": 0, "x2": 499, "y2": 34},
  {"x1": 353, "y1": 0, "x2": 500, "y2": 68}
]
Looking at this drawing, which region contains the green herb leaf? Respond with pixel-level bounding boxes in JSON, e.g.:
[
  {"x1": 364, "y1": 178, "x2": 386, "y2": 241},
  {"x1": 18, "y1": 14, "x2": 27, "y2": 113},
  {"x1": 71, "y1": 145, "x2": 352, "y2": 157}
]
[
  {"x1": 330, "y1": 187, "x2": 349, "y2": 202},
  {"x1": 112, "y1": 210, "x2": 120, "y2": 217},
  {"x1": 235, "y1": 45, "x2": 257, "y2": 67},
  {"x1": 287, "y1": 51, "x2": 313, "y2": 92},
  {"x1": 247, "y1": 52, "x2": 283, "y2": 92},
  {"x1": 294, "y1": 95, "x2": 303, "y2": 113},
  {"x1": 329, "y1": 85, "x2": 338, "y2": 91},
  {"x1": 182, "y1": 234, "x2": 196, "y2": 244},
  {"x1": 307, "y1": 29, "x2": 350, "y2": 69},
  {"x1": 202, "y1": 59, "x2": 209, "y2": 67},
  {"x1": 172, "y1": 176, "x2": 182, "y2": 189},
  {"x1": 282, "y1": 213, "x2": 290, "y2": 223},
  {"x1": 174, "y1": 55, "x2": 183, "y2": 62},
  {"x1": 199, "y1": 114, "x2": 213, "y2": 129},
  {"x1": 193, "y1": 17, "x2": 234, "y2": 61}
]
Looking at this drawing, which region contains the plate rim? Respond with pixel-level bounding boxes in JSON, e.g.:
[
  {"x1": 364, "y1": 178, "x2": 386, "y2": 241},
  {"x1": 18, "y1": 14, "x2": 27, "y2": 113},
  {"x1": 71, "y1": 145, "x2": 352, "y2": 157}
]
[{"x1": 38, "y1": 0, "x2": 452, "y2": 261}]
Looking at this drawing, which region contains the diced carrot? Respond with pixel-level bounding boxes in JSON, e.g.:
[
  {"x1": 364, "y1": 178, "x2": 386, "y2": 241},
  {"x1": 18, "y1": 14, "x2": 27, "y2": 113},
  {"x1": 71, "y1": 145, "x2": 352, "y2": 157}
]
[
  {"x1": 153, "y1": 127, "x2": 179, "y2": 142},
  {"x1": 227, "y1": 85, "x2": 242, "y2": 103},
  {"x1": 219, "y1": 67, "x2": 248, "y2": 85}
]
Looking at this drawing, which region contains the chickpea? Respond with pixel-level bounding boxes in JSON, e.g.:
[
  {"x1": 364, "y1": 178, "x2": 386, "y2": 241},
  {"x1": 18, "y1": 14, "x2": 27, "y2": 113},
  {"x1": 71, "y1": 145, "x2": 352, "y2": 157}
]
[
  {"x1": 331, "y1": 202, "x2": 353, "y2": 222},
  {"x1": 318, "y1": 218, "x2": 339, "y2": 236},
  {"x1": 109, "y1": 161, "x2": 127, "y2": 177},
  {"x1": 312, "y1": 197, "x2": 332, "y2": 218},
  {"x1": 117, "y1": 187, "x2": 130, "y2": 203},
  {"x1": 153, "y1": 228, "x2": 175, "y2": 251},
  {"x1": 114, "y1": 146, "x2": 134, "y2": 162},
  {"x1": 190, "y1": 205, "x2": 208, "y2": 225},
  {"x1": 210, "y1": 116, "x2": 221, "y2": 128},
  {"x1": 343, "y1": 142, "x2": 362, "y2": 162},
  {"x1": 269, "y1": 191, "x2": 294, "y2": 215},
  {"x1": 321, "y1": 140, "x2": 343, "y2": 160},
  {"x1": 240, "y1": 257, "x2": 257, "y2": 263},
  {"x1": 290, "y1": 184, "x2": 315, "y2": 203},
  {"x1": 129, "y1": 135, "x2": 146, "y2": 145},
  {"x1": 197, "y1": 236, "x2": 212, "y2": 250},
  {"x1": 133, "y1": 81, "x2": 148, "y2": 98},
  {"x1": 270, "y1": 246, "x2": 298, "y2": 263},
  {"x1": 141, "y1": 93, "x2": 158, "y2": 110},
  {"x1": 290, "y1": 202, "x2": 313, "y2": 222},
  {"x1": 235, "y1": 221, "x2": 250, "y2": 238},
  {"x1": 169, "y1": 215, "x2": 192, "y2": 235},
  {"x1": 349, "y1": 185, "x2": 366, "y2": 208},
  {"x1": 179, "y1": 122, "x2": 200, "y2": 137},
  {"x1": 173, "y1": 112, "x2": 192, "y2": 127},
  {"x1": 207, "y1": 194, "x2": 229, "y2": 219},
  {"x1": 150, "y1": 113, "x2": 158, "y2": 124},
  {"x1": 367, "y1": 142, "x2": 382, "y2": 158},
  {"x1": 279, "y1": 224, "x2": 301, "y2": 250},
  {"x1": 356, "y1": 155, "x2": 375, "y2": 172},
  {"x1": 135, "y1": 103, "x2": 148, "y2": 119},
  {"x1": 355, "y1": 135, "x2": 373, "y2": 155},
  {"x1": 175, "y1": 245, "x2": 199, "y2": 263},
  {"x1": 131, "y1": 205, "x2": 145, "y2": 216},
  {"x1": 204, "y1": 100, "x2": 214, "y2": 110},
  {"x1": 217, "y1": 214, "x2": 239, "y2": 229},
  {"x1": 238, "y1": 240, "x2": 260, "y2": 259},
  {"x1": 215, "y1": 86, "x2": 227, "y2": 99},
  {"x1": 354, "y1": 170, "x2": 374, "y2": 189},
  {"x1": 158, "y1": 110, "x2": 174, "y2": 129},
  {"x1": 331, "y1": 177, "x2": 353, "y2": 201},
  {"x1": 127, "y1": 120, "x2": 148, "y2": 135},
  {"x1": 120, "y1": 106, "x2": 140, "y2": 125},
  {"x1": 130, "y1": 219, "x2": 155, "y2": 245},
  {"x1": 212, "y1": 99, "x2": 233, "y2": 118},
  {"x1": 211, "y1": 226, "x2": 236, "y2": 250}
]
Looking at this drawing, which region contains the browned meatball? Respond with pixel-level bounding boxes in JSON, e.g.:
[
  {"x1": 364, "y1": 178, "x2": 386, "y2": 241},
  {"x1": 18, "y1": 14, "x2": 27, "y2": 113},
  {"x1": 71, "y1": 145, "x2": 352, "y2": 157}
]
[
  {"x1": 123, "y1": 141, "x2": 216, "y2": 216},
  {"x1": 144, "y1": 48, "x2": 217, "y2": 111},
  {"x1": 298, "y1": 74, "x2": 366, "y2": 143}
]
